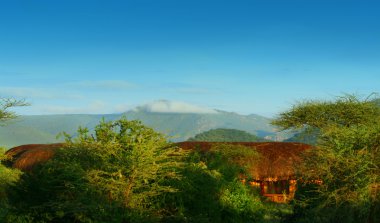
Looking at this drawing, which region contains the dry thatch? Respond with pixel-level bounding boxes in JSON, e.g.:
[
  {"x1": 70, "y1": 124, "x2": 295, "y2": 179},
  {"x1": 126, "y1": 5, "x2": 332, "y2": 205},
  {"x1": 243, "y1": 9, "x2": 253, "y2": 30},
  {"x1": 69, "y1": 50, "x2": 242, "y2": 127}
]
[
  {"x1": 176, "y1": 141, "x2": 312, "y2": 181},
  {"x1": 5, "y1": 143, "x2": 65, "y2": 171},
  {"x1": 6, "y1": 141, "x2": 312, "y2": 180}
]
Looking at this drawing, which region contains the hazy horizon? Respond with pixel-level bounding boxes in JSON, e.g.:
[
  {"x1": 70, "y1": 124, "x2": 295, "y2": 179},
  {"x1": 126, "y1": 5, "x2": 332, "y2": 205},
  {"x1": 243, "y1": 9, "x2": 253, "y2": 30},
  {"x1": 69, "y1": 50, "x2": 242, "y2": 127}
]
[{"x1": 1, "y1": 0, "x2": 379, "y2": 117}]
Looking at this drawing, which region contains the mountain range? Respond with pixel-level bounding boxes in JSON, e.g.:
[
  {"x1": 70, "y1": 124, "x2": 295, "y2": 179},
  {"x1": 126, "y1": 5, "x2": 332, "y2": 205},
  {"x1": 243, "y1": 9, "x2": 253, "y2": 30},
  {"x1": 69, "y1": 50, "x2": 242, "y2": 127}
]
[{"x1": 0, "y1": 100, "x2": 289, "y2": 148}]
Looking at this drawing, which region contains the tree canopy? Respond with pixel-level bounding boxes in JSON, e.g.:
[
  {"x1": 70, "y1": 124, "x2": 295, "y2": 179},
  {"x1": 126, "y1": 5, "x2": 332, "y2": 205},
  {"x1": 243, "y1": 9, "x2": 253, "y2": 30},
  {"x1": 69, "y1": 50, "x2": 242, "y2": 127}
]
[
  {"x1": 272, "y1": 94, "x2": 380, "y2": 130},
  {"x1": 0, "y1": 98, "x2": 29, "y2": 125},
  {"x1": 3, "y1": 118, "x2": 184, "y2": 222},
  {"x1": 0, "y1": 97, "x2": 26, "y2": 220},
  {"x1": 272, "y1": 94, "x2": 380, "y2": 223}
]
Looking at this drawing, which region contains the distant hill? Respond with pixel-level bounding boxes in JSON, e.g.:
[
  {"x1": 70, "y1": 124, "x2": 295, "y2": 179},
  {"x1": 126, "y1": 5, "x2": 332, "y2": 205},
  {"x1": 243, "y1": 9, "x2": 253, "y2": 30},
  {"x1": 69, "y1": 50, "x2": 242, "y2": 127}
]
[
  {"x1": 188, "y1": 128, "x2": 265, "y2": 142},
  {"x1": 0, "y1": 101, "x2": 290, "y2": 148},
  {"x1": 0, "y1": 114, "x2": 121, "y2": 148},
  {"x1": 283, "y1": 129, "x2": 319, "y2": 145},
  {"x1": 124, "y1": 107, "x2": 281, "y2": 141}
]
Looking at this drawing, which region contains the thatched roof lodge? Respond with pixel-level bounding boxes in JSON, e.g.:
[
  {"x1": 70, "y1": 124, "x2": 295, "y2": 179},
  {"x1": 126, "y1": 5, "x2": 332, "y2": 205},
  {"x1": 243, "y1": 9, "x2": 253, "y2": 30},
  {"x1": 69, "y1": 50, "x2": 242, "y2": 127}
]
[
  {"x1": 5, "y1": 141, "x2": 312, "y2": 202},
  {"x1": 176, "y1": 141, "x2": 312, "y2": 202},
  {"x1": 177, "y1": 142, "x2": 311, "y2": 180},
  {"x1": 5, "y1": 143, "x2": 65, "y2": 171}
]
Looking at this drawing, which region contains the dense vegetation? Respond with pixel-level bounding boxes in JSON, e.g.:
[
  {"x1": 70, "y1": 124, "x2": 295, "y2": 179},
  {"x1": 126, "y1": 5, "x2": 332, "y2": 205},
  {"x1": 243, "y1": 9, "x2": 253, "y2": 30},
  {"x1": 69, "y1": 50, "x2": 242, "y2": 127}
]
[
  {"x1": 273, "y1": 94, "x2": 380, "y2": 223},
  {"x1": 0, "y1": 115, "x2": 269, "y2": 222},
  {"x1": 160, "y1": 144, "x2": 266, "y2": 222},
  {"x1": 1, "y1": 118, "x2": 184, "y2": 222},
  {"x1": 188, "y1": 128, "x2": 264, "y2": 142},
  {"x1": 0, "y1": 98, "x2": 27, "y2": 220}
]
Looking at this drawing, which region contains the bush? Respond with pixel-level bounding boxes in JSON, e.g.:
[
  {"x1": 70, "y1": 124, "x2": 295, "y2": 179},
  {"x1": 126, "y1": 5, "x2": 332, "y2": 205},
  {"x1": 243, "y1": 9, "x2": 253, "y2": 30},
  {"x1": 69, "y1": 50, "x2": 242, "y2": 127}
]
[
  {"x1": 4, "y1": 118, "x2": 183, "y2": 222},
  {"x1": 273, "y1": 95, "x2": 380, "y2": 222},
  {"x1": 159, "y1": 144, "x2": 265, "y2": 223},
  {"x1": 0, "y1": 148, "x2": 22, "y2": 221}
]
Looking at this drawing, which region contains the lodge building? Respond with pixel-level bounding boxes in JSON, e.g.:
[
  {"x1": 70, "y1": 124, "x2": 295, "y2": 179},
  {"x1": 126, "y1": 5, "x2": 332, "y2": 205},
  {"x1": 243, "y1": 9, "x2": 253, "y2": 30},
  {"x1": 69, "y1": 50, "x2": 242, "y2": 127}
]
[
  {"x1": 176, "y1": 142, "x2": 311, "y2": 202},
  {"x1": 5, "y1": 141, "x2": 312, "y2": 203}
]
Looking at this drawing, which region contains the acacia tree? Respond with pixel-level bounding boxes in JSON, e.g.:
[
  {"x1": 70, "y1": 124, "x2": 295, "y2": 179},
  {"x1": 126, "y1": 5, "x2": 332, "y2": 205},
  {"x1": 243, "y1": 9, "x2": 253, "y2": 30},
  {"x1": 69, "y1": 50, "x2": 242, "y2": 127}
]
[
  {"x1": 0, "y1": 97, "x2": 28, "y2": 219},
  {"x1": 5, "y1": 118, "x2": 184, "y2": 222},
  {"x1": 0, "y1": 98, "x2": 29, "y2": 125},
  {"x1": 272, "y1": 95, "x2": 380, "y2": 223},
  {"x1": 64, "y1": 118, "x2": 183, "y2": 210}
]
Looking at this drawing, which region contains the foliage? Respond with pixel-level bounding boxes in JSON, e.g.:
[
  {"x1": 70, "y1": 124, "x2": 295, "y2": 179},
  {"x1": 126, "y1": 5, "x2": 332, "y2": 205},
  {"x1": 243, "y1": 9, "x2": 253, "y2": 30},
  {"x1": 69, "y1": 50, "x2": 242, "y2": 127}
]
[
  {"x1": 158, "y1": 144, "x2": 265, "y2": 222},
  {"x1": 219, "y1": 181, "x2": 264, "y2": 223},
  {"x1": 272, "y1": 94, "x2": 380, "y2": 130},
  {"x1": 4, "y1": 118, "x2": 183, "y2": 222},
  {"x1": 0, "y1": 148, "x2": 22, "y2": 220},
  {"x1": 0, "y1": 148, "x2": 21, "y2": 195},
  {"x1": 1, "y1": 118, "x2": 268, "y2": 222},
  {"x1": 0, "y1": 97, "x2": 26, "y2": 220},
  {"x1": 207, "y1": 144, "x2": 261, "y2": 180},
  {"x1": 0, "y1": 98, "x2": 29, "y2": 125},
  {"x1": 273, "y1": 94, "x2": 380, "y2": 222},
  {"x1": 188, "y1": 128, "x2": 263, "y2": 142}
]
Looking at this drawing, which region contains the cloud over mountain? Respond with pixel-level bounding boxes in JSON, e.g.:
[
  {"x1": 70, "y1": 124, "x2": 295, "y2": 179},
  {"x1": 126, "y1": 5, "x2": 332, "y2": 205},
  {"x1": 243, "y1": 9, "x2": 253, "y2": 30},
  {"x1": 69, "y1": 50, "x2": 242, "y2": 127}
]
[{"x1": 134, "y1": 100, "x2": 218, "y2": 114}]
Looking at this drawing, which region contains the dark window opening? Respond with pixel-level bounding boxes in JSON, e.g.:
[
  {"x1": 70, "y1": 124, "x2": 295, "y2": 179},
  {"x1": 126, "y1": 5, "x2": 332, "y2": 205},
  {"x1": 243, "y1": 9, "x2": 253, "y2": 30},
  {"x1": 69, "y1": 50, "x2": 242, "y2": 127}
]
[{"x1": 262, "y1": 180, "x2": 289, "y2": 194}]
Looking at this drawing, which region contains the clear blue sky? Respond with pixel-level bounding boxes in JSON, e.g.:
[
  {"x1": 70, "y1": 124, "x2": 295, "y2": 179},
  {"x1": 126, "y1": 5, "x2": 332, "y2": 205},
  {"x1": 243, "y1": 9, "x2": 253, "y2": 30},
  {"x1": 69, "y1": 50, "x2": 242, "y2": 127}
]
[{"x1": 1, "y1": 0, "x2": 379, "y2": 117}]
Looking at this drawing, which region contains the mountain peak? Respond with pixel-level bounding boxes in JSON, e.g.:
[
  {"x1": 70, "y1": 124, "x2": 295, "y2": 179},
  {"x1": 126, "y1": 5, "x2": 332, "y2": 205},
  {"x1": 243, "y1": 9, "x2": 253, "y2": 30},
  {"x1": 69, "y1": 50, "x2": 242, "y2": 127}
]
[{"x1": 132, "y1": 100, "x2": 218, "y2": 114}]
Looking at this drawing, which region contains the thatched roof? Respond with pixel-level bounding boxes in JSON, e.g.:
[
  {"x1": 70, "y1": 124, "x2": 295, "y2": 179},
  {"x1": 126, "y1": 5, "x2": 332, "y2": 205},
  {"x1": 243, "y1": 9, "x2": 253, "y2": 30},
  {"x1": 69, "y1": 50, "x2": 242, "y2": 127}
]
[
  {"x1": 176, "y1": 142, "x2": 312, "y2": 181},
  {"x1": 5, "y1": 143, "x2": 65, "y2": 171},
  {"x1": 6, "y1": 142, "x2": 312, "y2": 180}
]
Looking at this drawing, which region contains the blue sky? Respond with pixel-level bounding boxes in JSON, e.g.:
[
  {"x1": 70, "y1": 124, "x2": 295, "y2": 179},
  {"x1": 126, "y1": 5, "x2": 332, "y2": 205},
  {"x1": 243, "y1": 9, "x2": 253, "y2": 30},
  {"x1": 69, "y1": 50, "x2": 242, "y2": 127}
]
[{"x1": 0, "y1": 0, "x2": 379, "y2": 117}]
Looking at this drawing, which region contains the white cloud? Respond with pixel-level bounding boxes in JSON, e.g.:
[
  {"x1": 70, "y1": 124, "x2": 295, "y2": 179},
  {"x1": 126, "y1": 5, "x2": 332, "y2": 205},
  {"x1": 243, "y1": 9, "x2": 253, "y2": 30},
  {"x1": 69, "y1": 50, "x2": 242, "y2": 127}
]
[{"x1": 135, "y1": 100, "x2": 218, "y2": 114}]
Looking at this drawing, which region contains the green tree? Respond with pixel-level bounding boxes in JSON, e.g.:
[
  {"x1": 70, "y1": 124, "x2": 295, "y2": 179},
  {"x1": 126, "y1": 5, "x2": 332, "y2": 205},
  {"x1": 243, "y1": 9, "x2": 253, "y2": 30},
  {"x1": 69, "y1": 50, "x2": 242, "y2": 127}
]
[
  {"x1": 0, "y1": 148, "x2": 22, "y2": 218},
  {"x1": 160, "y1": 144, "x2": 264, "y2": 223},
  {"x1": 272, "y1": 94, "x2": 380, "y2": 223},
  {"x1": 272, "y1": 94, "x2": 380, "y2": 130},
  {"x1": 5, "y1": 118, "x2": 183, "y2": 222},
  {"x1": 0, "y1": 98, "x2": 29, "y2": 125},
  {"x1": 0, "y1": 97, "x2": 27, "y2": 220}
]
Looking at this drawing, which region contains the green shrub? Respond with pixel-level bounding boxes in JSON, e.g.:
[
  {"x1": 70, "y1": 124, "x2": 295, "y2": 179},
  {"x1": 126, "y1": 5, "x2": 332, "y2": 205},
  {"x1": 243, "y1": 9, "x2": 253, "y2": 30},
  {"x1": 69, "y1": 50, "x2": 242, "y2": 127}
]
[
  {"x1": 273, "y1": 95, "x2": 380, "y2": 222},
  {"x1": 4, "y1": 118, "x2": 183, "y2": 223},
  {"x1": 0, "y1": 147, "x2": 22, "y2": 222},
  {"x1": 159, "y1": 144, "x2": 265, "y2": 223},
  {"x1": 220, "y1": 181, "x2": 264, "y2": 223}
]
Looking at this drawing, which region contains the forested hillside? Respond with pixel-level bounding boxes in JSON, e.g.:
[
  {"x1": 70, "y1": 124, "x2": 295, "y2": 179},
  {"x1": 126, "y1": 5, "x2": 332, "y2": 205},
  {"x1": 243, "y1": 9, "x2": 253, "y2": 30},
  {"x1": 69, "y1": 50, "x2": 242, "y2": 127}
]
[
  {"x1": 283, "y1": 129, "x2": 319, "y2": 145},
  {"x1": 188, "y1": 128, "x2": 265, "y2": 142},
  {"x1": 0, "y1": 105, "x2": 286, "y2": 148}
]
